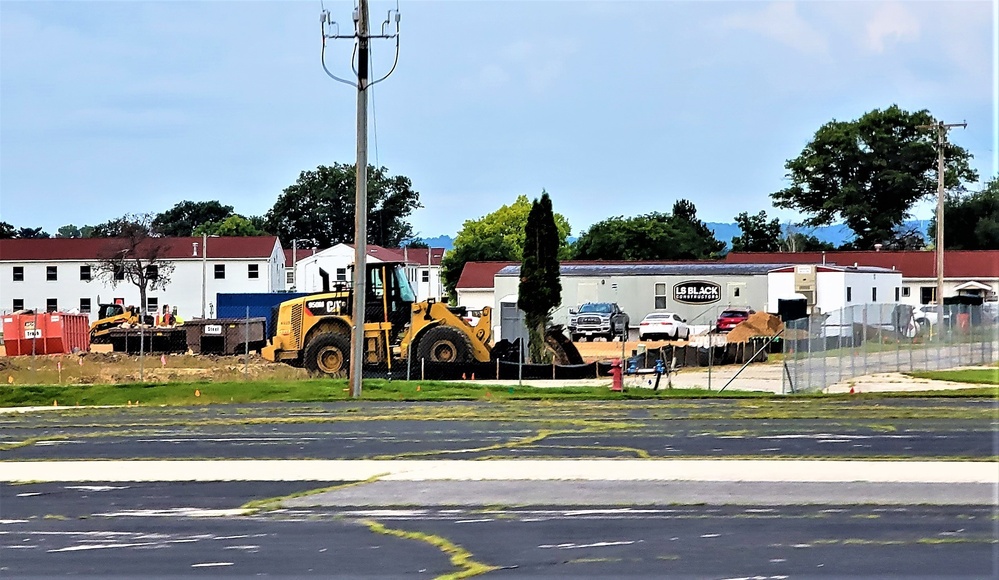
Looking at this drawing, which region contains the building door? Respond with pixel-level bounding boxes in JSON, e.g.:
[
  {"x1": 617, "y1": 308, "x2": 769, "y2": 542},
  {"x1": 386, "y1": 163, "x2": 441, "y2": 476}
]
[{"x1": 500, "y1": 301, "x2": 528, "y2": 346}]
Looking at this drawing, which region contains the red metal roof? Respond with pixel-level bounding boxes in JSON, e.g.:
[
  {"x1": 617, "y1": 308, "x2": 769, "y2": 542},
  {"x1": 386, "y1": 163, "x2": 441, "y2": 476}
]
[
  {"x1": 398, "y1": 247, "x2": 446, "y2": 267},
  {"x1": 283, "y1": 247, "x2": 318, "y2": 265},
  {"x1": 456, "y1": 261, "x2": 518, "y2": 289},
  {"x1": 344, "y1": 244, "x2": 446, "y2": 265},
  {"x1": 725, "y1": 250, "x2": 999, "y2": 278},
  {"x1": 0, "y1": 237, "x2": 280, "y2": 261}
]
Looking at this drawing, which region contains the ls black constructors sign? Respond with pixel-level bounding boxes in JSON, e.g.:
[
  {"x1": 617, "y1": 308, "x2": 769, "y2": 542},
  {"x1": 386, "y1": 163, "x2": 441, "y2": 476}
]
[{"x1": 673, "y1": 281, "x2": 721, "y2": 304}]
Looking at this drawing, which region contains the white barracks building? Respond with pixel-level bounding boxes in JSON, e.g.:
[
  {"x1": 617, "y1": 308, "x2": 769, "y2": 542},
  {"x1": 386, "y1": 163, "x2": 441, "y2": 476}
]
[{"x1": 0, "y1": 237, "x2": 286, "y2": 322}]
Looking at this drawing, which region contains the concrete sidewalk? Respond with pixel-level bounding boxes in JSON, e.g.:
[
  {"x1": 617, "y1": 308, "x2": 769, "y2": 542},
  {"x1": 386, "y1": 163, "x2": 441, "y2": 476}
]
[
  {"x1": 3, "y1": 459, "x2": 996, "y2": 483},
  {"x1": 5, "y1": 459, "x2": 993, "y2": 506}
]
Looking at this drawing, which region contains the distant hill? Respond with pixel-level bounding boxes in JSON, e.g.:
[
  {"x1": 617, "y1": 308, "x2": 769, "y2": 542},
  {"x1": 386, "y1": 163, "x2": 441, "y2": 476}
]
[{"x1": 418, "y1": 221, "x2": 931, "y2": 253}]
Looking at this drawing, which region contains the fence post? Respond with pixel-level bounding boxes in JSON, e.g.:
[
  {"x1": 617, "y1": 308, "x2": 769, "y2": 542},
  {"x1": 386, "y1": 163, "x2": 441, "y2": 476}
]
[
  {"x1": 421, "y1": 357, "x2": 425, "y2": 381},
  {"x1": 518, "y1": 340, "x2": 523, "y2": 388},
  {"x1": 244, "y1": 306, "x2": 250, "y2": 378},
  {"x1": 31, "y1": 312, "x2": 37, "y2": 385},
  {"x1": 139, "y1": 324, "x2": 144, "y2": 383},
  {"x1": 707, "y1": 335, "x2": 713, "y2": 391},
  {"x1": 406, "y1": 341, "x2": 412, "y2": 382}
]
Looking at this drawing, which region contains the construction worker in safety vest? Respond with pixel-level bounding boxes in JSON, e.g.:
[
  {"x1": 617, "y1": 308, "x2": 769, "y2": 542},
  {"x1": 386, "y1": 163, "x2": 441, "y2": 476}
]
[{"x1": 156, "y1": 304, "x2": 175, "y2": 327}]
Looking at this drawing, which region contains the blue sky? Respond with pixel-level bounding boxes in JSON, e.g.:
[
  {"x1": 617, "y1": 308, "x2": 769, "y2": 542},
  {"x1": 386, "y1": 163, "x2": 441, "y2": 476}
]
[{"x1": 2, "y1": 1, "x2": 995, "y2": 242}]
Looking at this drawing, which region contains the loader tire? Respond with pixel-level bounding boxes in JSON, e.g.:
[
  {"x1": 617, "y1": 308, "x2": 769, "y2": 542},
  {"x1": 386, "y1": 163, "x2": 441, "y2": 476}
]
[
  {"x1": 304, "y1": 333, "x2": 350, "y2": 377},
  {"x1": 417, "y1": 326, "x2": 473, "y2": 364}
]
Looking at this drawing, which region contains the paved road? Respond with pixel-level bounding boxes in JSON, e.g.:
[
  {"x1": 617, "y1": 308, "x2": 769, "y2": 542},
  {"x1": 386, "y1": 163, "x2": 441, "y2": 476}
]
[
  {"x1": 3, "y1": 399, "x2": 995, "y2": 461},
  {"x1": 2, "y1": 482, "x2": 996, "y2": 579}
]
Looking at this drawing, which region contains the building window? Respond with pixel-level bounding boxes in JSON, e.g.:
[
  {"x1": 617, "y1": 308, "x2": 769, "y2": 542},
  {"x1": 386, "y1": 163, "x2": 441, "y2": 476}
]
[
  {"x1": 421, "y1": 269, "x2": 430, "y2": 283},
  {"x1": 846, "y1": 287, "x2": 852, "y2": 302},
  {"x1": 872, "y1": 287, "x2": 877, "y2": 302},
  {"x1": 46, "y1": 298, "x2": 58, "y2": 312},
  {"x1": 285, "y1": 270, "x2": 295, "y2": 286},
  {"x1": 921, "y1": 286, "x2": 936, "y2": 305},
  {"x1": 79, "y1": 265, "x2": 91, "y2": 281},
  {"x1": 895, "y1": 287, "x2": 900, "y2": 301},
  {"x1": 248, "y1": 264, "x2": 259, "y2": 279},
  {"x1": 12, "y1": 266, "x2": 23, "y2": 282},
  {"x1": 46, "y1": 266, "x2": 57, "y2": 281},
  {"x1": 654, "y1": 283, "x2": 668, "y2": 309},
  {"x1": 147, "y1": 297, "x2": 158, "y2": 313},
  {"x1": 12, "y1": 299, "x2": 24, "y2": 311},
  {"x1": 114, "y1": 265, "x2": 125, "y2": 280},
  {"x1": 214, "y1": 264, "x2": 226, "y2": 279},
  {"x1": 901, "y1": 287, "x2": 911, "y2": 298},
  {"x1": 146, "y1": 265, "x2": 159, "y2": 280},
  {"x1": 336, "y1": 268, "x2": 347, "y2": 282},
  {"x1": 80, "y1": 298, "x2": 91, "y2": 313}
]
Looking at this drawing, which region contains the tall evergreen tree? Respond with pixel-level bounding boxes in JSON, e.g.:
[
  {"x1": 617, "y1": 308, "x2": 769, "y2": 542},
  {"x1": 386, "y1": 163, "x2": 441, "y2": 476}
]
[{"x1": 518, "y1": 191, "x2": 562, "y2": 363}]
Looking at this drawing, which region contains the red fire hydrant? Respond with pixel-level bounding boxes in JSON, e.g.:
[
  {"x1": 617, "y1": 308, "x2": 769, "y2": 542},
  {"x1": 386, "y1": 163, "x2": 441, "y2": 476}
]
[{"x1": 610, "y1": 358, "x2": 623, "y2": 392}]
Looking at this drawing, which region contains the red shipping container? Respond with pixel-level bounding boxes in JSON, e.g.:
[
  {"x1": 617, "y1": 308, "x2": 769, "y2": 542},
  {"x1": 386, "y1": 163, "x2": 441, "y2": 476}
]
[{"x1": 2, "y1": 312, "x2": 90, "y2": 356}]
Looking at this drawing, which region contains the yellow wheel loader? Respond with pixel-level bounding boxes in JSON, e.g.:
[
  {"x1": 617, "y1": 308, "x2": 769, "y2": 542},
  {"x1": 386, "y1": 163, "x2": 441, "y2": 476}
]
[{"x1": 261, "y1": 262, "x2": 495, "y2": 376}]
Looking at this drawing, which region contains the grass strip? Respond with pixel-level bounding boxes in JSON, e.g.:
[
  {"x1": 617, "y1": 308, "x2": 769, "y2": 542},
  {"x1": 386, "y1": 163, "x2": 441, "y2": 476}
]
[
  {"x1": 361, "y1": 519, "x2": 499, "y2": 580},
  {"x1": 905, "y1": 369, "x2": 999, "y2": 386},
  {"x1": 2, "y1": 378, "x2": 996, "y2": 408}
]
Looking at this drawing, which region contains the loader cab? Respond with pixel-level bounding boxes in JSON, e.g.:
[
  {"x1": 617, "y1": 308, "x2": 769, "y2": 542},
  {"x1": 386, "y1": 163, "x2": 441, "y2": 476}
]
[{"x1": 362, "y1": 262, "x2": 416, "y2": 341}]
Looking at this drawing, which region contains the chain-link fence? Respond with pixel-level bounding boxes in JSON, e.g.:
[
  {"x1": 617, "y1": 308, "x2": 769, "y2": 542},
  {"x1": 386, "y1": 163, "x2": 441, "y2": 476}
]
[{"x1": 783, "y1": 303, "x2": 998, "y2": 392}]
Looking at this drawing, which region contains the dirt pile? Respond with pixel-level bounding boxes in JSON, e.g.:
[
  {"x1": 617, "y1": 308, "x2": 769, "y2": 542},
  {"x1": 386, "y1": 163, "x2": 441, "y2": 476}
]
[{"x1": 726, "y1": 312, "x2": 784, "y2": 343}]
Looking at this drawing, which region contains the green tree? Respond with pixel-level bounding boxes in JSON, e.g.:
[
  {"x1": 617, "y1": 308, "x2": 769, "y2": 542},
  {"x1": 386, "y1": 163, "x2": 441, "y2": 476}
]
[
  {"x1": 518, "y1": 192, "x2": 562, "y2": 363},
  {"x1": 572, "y1": 200, "x2": 724, "y2": 260},
  {"x1": 929, "y1": 177, "x2": 999, "y2": 250},
  {"x1": 56, "y1": 225, "x2": 82, "y2": 238},
  {"x1": 772, "y1": 105, "x2": 978, "y2": 249},
  {"x1": 266, "y1": 163, "x2": 421, "y2": 249},
  {"x1": 731, "y1": 210, "x2": 782, "y2": 252},
  {"x1": 440, "y1": 194, "x2": 571, "y2": 299},
  {"x1": 193, "y1": 215, "x2": 266, "y2": 237},
  {"x1": 152, "y1": 201, "x2": 235, "y2": 237},
  {"x1": 16, "y1": 227, "x2": 50, "y2": 239},
  {"x1": 87, "y1": 214, "x2": 175, "y2": 312},
  {"x1": 90, "y1": 216, "x2": 153, "y2": 238},
  {"x1": 0, "y1": 222, "x2": 15, "y2": 239}
]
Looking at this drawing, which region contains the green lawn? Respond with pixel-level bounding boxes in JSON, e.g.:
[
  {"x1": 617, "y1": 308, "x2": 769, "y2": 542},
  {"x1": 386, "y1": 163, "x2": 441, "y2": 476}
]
[
  {"x1": 906, "y1": 368, "x2": 999, "y2": 386},
  {"x1": 0, "y1": 378, "x2": 995, "y2": 408}
]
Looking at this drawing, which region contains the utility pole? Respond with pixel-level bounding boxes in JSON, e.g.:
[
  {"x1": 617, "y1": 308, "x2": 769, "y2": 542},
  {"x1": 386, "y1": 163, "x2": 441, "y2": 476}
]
[
  {"x1": 321, "y1": 1, "x2": 401, "y2": 398},
  {"x1": 918, "y1": 120, "x2": 967, "y2": 337}
]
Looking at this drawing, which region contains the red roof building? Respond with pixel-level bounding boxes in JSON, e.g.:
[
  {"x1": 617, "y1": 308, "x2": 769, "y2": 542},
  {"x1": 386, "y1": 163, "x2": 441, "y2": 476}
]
[{"x1": 725, "y1": 250, "x2": 999, "y2": 304}]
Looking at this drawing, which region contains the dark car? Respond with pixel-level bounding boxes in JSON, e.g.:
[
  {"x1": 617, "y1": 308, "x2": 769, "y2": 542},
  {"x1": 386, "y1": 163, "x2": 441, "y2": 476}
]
[{"x1": 715, "y1": 307, "x2": 755, "y2": 332}]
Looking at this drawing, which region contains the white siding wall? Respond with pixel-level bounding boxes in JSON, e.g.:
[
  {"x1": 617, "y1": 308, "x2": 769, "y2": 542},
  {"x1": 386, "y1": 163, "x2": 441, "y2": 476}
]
[
  {"x1": 456, "y1": 289, "x2": 494, "y2": 310},
  {"x1": 1, "y1": 257, "x2": 280, "y2": 323},
  {"x1": 294, "y1": 245, "x2": 444, "y2": 301}
]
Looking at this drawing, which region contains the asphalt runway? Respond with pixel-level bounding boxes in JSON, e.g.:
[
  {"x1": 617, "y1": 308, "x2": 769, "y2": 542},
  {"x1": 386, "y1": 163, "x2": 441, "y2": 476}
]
[
  {"x1": 3, "y1": 399, "x2": 996, "y2": 461},
  {"x1": 2, "y1": 482, "x2": 996, "y2": 579}
]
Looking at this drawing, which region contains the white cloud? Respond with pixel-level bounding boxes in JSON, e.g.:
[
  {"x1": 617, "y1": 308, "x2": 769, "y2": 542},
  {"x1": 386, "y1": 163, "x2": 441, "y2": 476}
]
[
  {"x1": 721, "y1": 1, "x2": 828, "y2": 54},
  {"x1": 864, "y1": 1, "x2": 921, "y2": 53}
]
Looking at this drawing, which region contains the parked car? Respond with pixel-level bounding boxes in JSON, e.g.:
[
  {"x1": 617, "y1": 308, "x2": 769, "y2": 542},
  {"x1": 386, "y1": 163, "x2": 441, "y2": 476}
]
[
  {"x1": 914, "y1": 305, "x2": 951, "y2": 328},
  {"x1": 638, "y1": 311, "x2": 690, "y2": 341},
  {"x1": 715, "y1": 307, "x2": 755, "y2": 332},
  {"x1": 568, "y1": 302, "x2": 630, "y2": 342}
]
